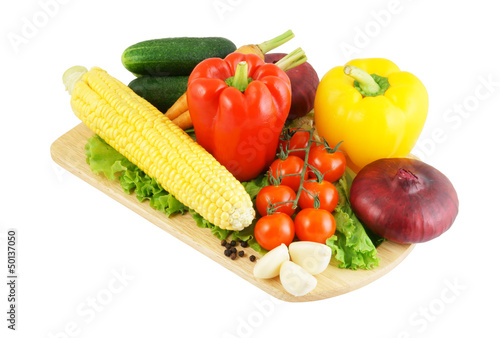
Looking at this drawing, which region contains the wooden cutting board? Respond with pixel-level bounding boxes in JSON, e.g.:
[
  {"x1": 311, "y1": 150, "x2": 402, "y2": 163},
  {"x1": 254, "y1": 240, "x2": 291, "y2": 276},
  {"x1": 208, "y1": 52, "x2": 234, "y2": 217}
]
[{"x1": 50, "y1": 123, "x2": 415, "y2": 302}]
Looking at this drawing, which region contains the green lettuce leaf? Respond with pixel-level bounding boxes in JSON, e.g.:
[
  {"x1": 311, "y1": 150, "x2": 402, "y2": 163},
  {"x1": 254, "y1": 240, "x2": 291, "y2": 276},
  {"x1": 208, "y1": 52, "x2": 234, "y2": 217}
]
[
  {"x1": 231, "y1": 219, "x2": 267, "y2": 255},
  {"x1": 241, "y1": 174, "x2": 269, "y2": 200},
  {"x1": 152, "y1": 192, "x2": 188, "y2": 217},
  {"x1": 85, "y1": 135, "x2": 135, "y2": 180},
  {"x1": 189, "y1": 210, "x2": 232, "y2": 240},
  {"x1": 326, "y1": 173, "x2": 383, "y2": 270}
]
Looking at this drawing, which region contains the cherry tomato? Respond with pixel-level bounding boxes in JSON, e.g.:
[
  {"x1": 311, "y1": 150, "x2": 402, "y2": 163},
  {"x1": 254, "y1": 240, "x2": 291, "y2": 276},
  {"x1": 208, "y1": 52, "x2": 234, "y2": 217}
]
[
  {"x1": 254, "y1": 213, "x2": 295, "y2": 251},
  {"x1": 298, "y1": 180, "x2": 339, "y2": 212},
  {"x1": 278, "y1": 128, "x2": 310, "y2": 160},
  {"x1": 294, "y1": 208, "x2": 336, "y2": 244},
  {"x1": 307, "y1": 145, "x2": 347, "y2": 183},
  {"x1": 256, "y1": 185, "x2": 297, "y2": 217},
  {"x1": 268, "y1": 155, "x2": 307, "y2": 191}
]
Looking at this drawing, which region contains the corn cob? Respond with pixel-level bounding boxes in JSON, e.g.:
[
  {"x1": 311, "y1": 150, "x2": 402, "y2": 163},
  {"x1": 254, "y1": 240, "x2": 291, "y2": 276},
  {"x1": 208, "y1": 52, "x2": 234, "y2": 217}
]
[{"x1": 62, "y1": 66, "x2": 255, "y2": 231}]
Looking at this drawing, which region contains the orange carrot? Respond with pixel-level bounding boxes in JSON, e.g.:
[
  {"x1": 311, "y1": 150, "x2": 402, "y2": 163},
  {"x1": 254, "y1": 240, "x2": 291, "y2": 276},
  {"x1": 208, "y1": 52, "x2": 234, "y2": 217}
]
[
  {"x1": 165, "y1": 93, "x2": 188, "y2": 120},
  {"x1": 172, "y1": 110, "x2": 193, "y2": 130}
]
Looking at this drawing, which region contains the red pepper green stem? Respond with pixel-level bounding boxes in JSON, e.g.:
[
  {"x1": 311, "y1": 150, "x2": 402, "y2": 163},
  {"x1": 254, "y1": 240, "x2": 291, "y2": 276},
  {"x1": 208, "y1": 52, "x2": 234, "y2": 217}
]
[
  {"x1": 231, "y1": 61, "x2": 250, "y2": 92},
  {"x1": 344, "y1": 65, "x2": 380, "y2": 96},
  {"x1": 257, "y1": 29, "x2": 295, "y2": 54},
  {"x1": 275, "y1": 48, "x2": 307, "y2": 72}
]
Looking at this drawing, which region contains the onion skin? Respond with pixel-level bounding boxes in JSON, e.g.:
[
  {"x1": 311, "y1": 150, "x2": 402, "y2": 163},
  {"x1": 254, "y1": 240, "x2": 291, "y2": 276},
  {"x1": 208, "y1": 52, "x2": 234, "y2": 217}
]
[
  {"x1": 349, "y1": 158, "x2": 459, "y2": 244},
  {"x1": 265, "y1": 53, "x2": 319, "y2": 121}
]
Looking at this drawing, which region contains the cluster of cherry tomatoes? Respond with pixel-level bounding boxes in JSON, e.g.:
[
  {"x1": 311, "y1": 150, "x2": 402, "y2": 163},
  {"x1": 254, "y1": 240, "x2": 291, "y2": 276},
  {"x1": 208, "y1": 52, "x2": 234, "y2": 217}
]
[{"x1": 254, "y1": 128, "x2": 347, "y2": 251}]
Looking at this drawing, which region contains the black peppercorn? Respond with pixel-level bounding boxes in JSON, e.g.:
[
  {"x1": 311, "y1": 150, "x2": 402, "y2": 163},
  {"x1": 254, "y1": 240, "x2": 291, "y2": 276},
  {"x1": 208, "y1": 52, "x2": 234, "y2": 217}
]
[
  {"x1": 224, "y1": 249, "x2": 231, "y2": 257},
  {"x1": 230, "y1": 253, "x2": 237, "y2": 260},
  {"x1": 230, "y1": 247, "x2": 237, "y2": 254},
  {"x1": 221, "y1": 240, "x2": 227, "y2": 246},
  {"x1": 241, "y1": 241, "x2": 248, "y2": 248},
  {"x1": 249, "y1": 255, "x2": 256, "y2": 262},
  {"x1": 238, "y1": 250, "x2": 244, "y2": 257},
  {"x1": 230, "y1": 240, "x2": 237, "y2": 247}
]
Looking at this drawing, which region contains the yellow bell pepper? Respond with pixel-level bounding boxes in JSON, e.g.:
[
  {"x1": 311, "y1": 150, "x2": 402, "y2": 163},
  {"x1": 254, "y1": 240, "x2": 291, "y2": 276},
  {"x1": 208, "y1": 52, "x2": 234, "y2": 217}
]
[{"x1": 314, "y1": 58, "x2": 428, "y2": 171}]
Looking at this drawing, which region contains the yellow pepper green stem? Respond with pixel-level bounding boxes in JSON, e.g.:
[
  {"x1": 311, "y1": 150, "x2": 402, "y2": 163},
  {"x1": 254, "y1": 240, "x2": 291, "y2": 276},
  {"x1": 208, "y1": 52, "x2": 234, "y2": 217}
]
[
  {"x1": 344, "y1": 65, "x2": 380, "y2": 95},
  {"x1": 344, "y1": 65, "x2": 390, "y2": 97}
]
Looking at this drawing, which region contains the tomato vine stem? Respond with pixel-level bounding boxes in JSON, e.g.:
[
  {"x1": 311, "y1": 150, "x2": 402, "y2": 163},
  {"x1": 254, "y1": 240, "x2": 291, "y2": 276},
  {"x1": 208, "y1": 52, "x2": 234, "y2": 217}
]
[{"x1": 268, "y1": 128, "x2": 327, "y2": 212}]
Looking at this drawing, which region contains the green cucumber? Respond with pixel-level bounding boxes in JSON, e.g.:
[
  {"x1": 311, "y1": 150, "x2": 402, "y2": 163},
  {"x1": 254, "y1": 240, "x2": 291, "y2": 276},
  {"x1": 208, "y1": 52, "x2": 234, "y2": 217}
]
[
  {"x1": 128, "y1": 76, "x2": 188, "y2": 113},
  {"x1": 122, "y1": 37, "x2": 236, "y2": 76}
]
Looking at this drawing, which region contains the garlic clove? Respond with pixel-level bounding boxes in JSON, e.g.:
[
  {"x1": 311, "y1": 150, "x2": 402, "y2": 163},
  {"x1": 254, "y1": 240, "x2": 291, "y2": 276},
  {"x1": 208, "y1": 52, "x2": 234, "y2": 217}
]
[
  {"x1": 289, "y1": 241, "x2": 332, "y2": 275},
  {"x1": 279, "y1": 261, "x2": 317, "y2": 297},
  {"x1": 253, "y1": 243, "x2": 289, "y2": 279}
]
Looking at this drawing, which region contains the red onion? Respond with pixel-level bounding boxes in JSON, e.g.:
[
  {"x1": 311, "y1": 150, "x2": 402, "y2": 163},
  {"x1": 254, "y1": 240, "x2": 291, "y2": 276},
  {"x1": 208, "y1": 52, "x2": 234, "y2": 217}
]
[
  {"x1": 349, "y1": 158, "x2": 459, "y2": 244},
  {"x1": 265, "y1": 53, "x2": 319, "y2": 121}
]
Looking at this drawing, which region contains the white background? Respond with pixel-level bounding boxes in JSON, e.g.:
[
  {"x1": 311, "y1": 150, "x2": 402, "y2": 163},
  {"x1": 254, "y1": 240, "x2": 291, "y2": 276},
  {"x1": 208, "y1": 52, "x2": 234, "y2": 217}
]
[{"x1": 1, "y1": 0, "x2": 498, "y2": 337}]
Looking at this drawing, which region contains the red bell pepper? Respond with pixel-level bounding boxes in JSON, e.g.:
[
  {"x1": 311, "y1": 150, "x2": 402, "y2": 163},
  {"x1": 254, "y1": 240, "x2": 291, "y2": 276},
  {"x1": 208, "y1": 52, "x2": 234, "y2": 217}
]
[{"x1": 187, "y1": 52, "x2": 292, "y2": 182}]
